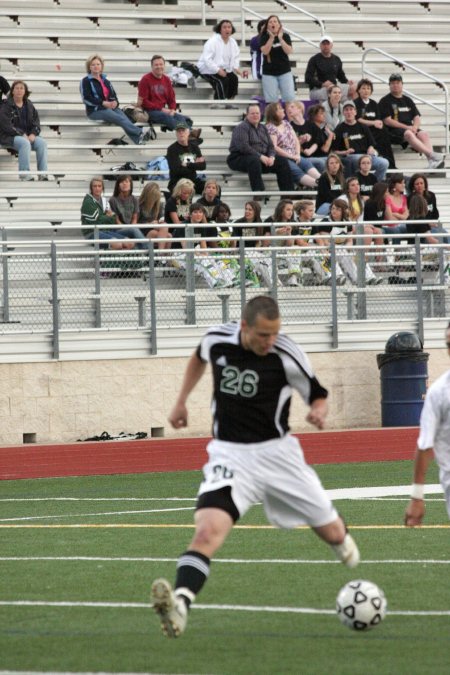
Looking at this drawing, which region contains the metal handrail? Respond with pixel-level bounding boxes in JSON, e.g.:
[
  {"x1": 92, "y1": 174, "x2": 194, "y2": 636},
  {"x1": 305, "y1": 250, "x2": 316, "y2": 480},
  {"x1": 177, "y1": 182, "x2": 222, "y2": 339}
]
[{"x1": 362, "y1": 47, "x2": 449, "y2": 151}]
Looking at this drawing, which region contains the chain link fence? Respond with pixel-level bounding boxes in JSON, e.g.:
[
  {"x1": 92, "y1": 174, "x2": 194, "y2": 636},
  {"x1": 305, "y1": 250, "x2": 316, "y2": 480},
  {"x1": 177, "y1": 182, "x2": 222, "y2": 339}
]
[{"x1": 1, "y1": 230, "x2": 449, "y2": 354}]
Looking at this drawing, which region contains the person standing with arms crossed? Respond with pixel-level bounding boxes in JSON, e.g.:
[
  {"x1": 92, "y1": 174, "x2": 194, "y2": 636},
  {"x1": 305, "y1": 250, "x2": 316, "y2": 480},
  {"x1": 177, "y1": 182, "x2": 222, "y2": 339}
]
[
  {"x1": 405, "y1": 322, "x2": 450, "y2": 526},
  {"x1": 151, "y1": 295, "x2": 360, "y2": 638}
]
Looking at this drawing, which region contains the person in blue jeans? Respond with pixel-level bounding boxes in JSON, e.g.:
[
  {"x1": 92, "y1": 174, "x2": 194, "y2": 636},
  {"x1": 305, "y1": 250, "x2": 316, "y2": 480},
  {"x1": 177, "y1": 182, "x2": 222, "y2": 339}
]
[
  {"x1": 0, "y1": 79, "x2": 48, "y2": 180},
  {"x1": 80, "y1": 54, "x2": 150, "y2": 145}
]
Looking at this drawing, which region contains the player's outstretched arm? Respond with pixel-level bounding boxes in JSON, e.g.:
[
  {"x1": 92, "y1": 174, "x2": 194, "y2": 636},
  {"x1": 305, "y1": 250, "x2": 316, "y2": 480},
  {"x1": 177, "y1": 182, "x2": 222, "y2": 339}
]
[
  {"x1": 306, "y1": 397, "x2": 328, "y2": 430},
  {"x1": 404, "y1": 447, "x2": 433, "y2": 527},
  {"x1": 168, "y1": 352, "x2": 207, "y2": 429}
]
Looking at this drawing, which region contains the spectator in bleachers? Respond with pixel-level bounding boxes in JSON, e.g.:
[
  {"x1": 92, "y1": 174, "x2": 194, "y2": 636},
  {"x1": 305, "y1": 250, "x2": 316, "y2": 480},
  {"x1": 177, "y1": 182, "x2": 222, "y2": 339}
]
[
  {"x1": 315, "y1": 153, "x2": 345, "y2": 215},
  {"x1": 233, "y1": 200, "x2": 264, "y2": 243},
  {"x1": 138, "y1": 181, "x2": 172, "y2": 252},
  {"x1": 406, "y1": 194, "x2": 440, "y2": 245},
  {"x1": 81, "y1": 176, "x2": 135, "y2": 249},
  {"x1": 259, "y1": 15, "x2": 295, "y2": 103},
  {"x1": 379, "y1": 73, "x2": 444, "y2": 170},
  {"x1": 250, "y1": 19, "x2": 265, "y2": 81},
  {"x1": 315, "y1": 198, "x2": 380, "y2": 285},
  {"x1": 164, "y1": 178, "x2": 195, "y2": 250},
  {"x1": 196, "y1": 179, "x2": 222, "y2": 220},
  {"x1": 292, "y1": 199, "x2": 333, "y2": 285},
  {"x1": 382, "y1": 173, "x2": 408, "y2": 235},
  {"x1": 407, "y1": 173, "x2": 449, "y2": 243},
  {"x1": 138, "y1": 55, "x2": 201, "y2": 140},
  {"x1": 340, "y1": 176, "x2": 364, "y2": 223},
  {"x1": 80, "y1": 55, "x2": 151, "y2": 146},
  {"x1": 0, "y1": 75, "x2": 10, "y2": 104},
  {"x1": 285, "y1": 101, "x2": 328, "y2": 173},
  {"x1": 265, "y1": 102, "x2": 321, "y2": 189},
  {"x1": 305, "y1": 36, "x2": 355, "y2": 103},
  {"x1": 233, "y1": 200, "x2": 275, "y2": 287},
  {"x1": 264, "y1": 198, "x2": 300, "y2": 286},
  {"x1": 0, "y1": 79, "x2": 48, "y2": 181},
  {"x1": 364, "y1": 181, "x2": 388, "y2": 225},
  {"x1": 197, "y1": 20, "x2": 248, "y2": 108},
  {"x1": 355, "y1": 154, "x2": 377, "y2": 200},
  {"x1": 169, "y1": 202, "x2": 234, "y2": 288},
  {"x1": 354, "y1": 78, "x2": 397, "y2": 169},
  {"x1": 227, "y1": 103, "x2": 294, "y2": 197},
  {"x1": 166, "y1": 121, "x2": 206, "y2": 195},
  {"x1": 333, "y1": 100, "x2": 389, "y2": 180},
  {"x1": 323, "y1": 85, "x2": 344, "y2": 131},
  {"x1": 109, "y1": 174, "x2": 149, "y2": 248}
]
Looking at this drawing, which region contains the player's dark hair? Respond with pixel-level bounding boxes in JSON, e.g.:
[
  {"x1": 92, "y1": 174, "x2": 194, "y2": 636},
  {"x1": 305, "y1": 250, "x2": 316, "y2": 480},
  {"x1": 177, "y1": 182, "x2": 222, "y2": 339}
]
[
  {"x1": 213, "y1": 20, "x2": 236, "y2": 35},
  {"x1": 243, "y1": 296, "x2": 280, "y2": 326}
]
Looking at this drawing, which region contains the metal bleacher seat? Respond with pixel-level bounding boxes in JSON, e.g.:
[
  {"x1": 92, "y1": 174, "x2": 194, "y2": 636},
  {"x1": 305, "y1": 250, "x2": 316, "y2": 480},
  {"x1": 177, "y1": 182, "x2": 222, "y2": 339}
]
[{"x1": 0, "y1": 0, "x2": 449, "y2": 228}]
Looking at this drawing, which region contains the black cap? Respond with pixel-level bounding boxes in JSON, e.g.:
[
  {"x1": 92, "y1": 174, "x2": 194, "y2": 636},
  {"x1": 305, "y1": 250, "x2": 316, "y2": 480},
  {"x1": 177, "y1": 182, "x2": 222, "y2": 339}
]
[
  {"x1": 389, "y1": 73, "x2": 403, "y2": 83},
  {"x1": 175, "y1": 122, "x2": 189, "y2": 130}
]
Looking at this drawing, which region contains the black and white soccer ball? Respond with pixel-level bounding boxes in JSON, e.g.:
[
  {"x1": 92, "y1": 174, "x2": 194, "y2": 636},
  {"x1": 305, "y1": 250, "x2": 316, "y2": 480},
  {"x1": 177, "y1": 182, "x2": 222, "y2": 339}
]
[{"x1": 336, "y1": 580, "x2": 387, "y2": 630}]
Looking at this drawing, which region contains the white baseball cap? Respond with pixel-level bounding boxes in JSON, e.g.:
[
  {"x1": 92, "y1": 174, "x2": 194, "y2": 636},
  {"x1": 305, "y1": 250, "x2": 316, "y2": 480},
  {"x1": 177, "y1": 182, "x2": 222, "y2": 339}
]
[{"x1": 319, "y1": 35, "x2": 333, "y2": 45}]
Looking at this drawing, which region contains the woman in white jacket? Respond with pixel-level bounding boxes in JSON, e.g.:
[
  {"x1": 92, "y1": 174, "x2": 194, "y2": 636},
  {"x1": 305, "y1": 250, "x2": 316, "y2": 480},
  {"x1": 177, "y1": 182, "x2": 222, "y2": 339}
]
[{"x1": 197, "y1": 20, "x2": 248, "y2": 108}]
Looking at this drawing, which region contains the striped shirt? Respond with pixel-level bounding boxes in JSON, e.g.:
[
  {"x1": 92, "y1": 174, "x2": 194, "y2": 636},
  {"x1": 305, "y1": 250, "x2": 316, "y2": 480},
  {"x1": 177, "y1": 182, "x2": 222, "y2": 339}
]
[{"x1": 197, "y1": 321, "x2": 328, "y2": 443}]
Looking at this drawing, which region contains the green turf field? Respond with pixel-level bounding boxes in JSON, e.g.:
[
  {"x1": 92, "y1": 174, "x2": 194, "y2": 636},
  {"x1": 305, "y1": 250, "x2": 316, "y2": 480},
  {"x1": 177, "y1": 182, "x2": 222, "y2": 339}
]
[{"x1": 0, "y1": 460, "x2": 448, "y2": 675}]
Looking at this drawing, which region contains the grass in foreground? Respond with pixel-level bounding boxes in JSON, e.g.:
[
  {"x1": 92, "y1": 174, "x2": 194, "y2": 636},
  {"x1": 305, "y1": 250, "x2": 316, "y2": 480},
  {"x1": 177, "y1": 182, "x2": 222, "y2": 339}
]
[{"x1": 0, "y1": 460, "x2": 448, "y2": 675}]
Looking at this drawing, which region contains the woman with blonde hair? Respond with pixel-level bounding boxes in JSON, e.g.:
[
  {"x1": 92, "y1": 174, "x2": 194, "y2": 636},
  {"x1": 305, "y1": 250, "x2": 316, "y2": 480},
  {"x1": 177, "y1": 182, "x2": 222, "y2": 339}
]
[
  {"x1": 138, "y1": 181, "x2": 171, "y2": 251},
  {"x1": 80, "y1": 54, "x2": 150, "y2": 145}
]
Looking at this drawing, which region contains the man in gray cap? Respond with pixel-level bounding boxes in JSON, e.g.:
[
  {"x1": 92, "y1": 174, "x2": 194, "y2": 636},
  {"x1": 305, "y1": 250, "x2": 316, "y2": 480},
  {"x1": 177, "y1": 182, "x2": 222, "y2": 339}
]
[
  {"x1": 305, "y1": 36, "x2": 355, "y2": 102},
  {"x1": 379, "y1": 73, "x2": 444, "y2": 170}
]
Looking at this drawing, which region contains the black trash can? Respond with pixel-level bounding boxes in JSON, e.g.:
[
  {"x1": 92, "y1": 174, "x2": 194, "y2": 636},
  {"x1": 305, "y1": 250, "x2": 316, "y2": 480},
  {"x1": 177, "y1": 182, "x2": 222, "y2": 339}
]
[{"x1": 376, "y1": 331, "x2": 429, "y2": 427}]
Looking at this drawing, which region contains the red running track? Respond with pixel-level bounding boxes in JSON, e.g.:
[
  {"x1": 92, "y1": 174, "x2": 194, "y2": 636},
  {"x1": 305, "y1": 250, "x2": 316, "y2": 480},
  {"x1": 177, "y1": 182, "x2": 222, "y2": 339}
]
[{"x1": 0, "y1": 428, "x2": 418, "y2": 480}]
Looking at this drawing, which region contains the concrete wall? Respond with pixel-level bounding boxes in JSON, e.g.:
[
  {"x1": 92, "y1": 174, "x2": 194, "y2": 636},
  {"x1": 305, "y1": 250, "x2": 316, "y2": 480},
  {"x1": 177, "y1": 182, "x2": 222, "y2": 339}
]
[{"x1": 0, "y1": 348, "x2": 448, "y2": 446}]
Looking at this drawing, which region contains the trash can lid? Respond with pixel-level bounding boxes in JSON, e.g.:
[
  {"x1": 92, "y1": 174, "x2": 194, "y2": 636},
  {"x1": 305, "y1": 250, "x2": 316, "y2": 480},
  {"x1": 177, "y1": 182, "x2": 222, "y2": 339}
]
[{"x1": 385, "y1": 331, "x2": 423, "y2": 353}]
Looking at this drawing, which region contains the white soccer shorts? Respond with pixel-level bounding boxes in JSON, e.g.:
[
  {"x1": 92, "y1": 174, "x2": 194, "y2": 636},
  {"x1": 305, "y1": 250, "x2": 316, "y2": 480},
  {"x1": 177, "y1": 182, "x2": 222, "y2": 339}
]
[{"x1": 197, "y1": 434, "x2": 338, "y2": 528}]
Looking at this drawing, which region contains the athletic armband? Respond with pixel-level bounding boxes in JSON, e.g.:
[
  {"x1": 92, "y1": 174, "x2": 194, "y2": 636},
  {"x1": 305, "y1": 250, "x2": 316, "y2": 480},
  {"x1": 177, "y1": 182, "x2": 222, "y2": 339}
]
[{"x1": 410, "y1": 483, "x2": 424, "y2": 500}]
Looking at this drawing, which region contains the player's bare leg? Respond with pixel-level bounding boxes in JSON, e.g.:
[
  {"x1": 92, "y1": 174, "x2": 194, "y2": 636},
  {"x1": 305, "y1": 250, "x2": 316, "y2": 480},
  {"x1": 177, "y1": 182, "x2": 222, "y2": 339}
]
[
  {"x1": 152, "y1": 508, "x2": 234, "y2": 637},
  {"x1": 313, "y1": 517, "x2": 360, "y2": 568}
]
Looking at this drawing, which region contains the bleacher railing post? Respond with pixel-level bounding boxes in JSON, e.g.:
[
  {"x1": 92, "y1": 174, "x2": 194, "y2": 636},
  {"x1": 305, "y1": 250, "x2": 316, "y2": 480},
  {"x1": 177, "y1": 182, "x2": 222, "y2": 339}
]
[
  {"x1": 93, "y1": 226, "x2": 101, "y2": 328},
  {"x1": 148, "y1": 243, "x2": 157, "y2": 355},
  {"x1": 1, "y1": 229, "x2": 10, "y2": 324},
  {"x1": 239, "y1": 238, "x2": 246, "y2": 310},
  {"x1": 185, "y1": 226, "x2": 196, "y2": 325},
  {"x1": 415, "y1": 236, "x2": 424, "y2": 344},
  {"x1": 50, "y1": 241, "x2": 60, "y2": 360},
  {"x1": 355, "y1": 223, "x2": 367, "y2": 320},
  {"x1": 330, "y1": 237, "x2": 338, "y2": 349},
  {"x1": 270, "y1": 225, "x2": 278, "y2": 301}
]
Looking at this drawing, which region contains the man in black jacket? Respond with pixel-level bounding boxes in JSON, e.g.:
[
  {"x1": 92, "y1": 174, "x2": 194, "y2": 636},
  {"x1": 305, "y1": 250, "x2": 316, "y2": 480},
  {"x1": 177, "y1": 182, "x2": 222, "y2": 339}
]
[
  {"x1": 305, "y1": 36, "x2": 355, "y2": 102},
  {"x1": 166, "y1": 122, "x2": 206, "y2": 194}
]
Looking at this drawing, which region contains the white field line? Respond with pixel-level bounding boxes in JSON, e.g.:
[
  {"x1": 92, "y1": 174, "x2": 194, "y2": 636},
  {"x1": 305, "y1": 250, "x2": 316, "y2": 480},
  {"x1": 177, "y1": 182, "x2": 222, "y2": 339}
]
[
  {"x1": 0, "y1": 672, "x2": 183, "y2": 675},
  {"x1": 0, "y1": 507, "x2": 194, "y2": 523},
  {"x1": 0, "y1": 484, "x2": 444, "y2": 504},
  {"x1": 0, "y1": 497, "x2": 197, "y2": 502},
  {"x1": 0, "y1": 485, "x2": 444, "y2": 524},
  {"x1": 0, "y1": 599, "x2": 448, "y2": 617},
  {"x1": 0, "y1": 556, "x2": 449, "y2": 564}
]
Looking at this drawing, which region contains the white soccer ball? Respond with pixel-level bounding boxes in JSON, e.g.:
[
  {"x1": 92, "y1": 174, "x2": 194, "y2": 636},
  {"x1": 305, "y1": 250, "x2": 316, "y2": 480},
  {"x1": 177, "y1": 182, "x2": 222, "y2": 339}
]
[{"x1": 336, "y1": 579, "x2": 387, "y2": 631}]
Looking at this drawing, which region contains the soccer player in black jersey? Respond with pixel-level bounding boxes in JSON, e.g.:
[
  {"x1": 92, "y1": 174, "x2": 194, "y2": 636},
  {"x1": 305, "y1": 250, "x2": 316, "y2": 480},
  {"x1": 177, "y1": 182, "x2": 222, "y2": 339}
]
[{"x1": 151, "y1": 296, "x2": 360, "y2": 637}]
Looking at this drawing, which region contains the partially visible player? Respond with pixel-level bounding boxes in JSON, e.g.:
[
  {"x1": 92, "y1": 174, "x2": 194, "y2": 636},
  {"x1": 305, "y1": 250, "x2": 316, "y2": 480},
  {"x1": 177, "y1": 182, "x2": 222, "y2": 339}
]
[
  {"x1": 151, "y1": 295, "x2": 360, "y2": 638},
  {"x1": 405, "y1": 321, "x2": 450, "y2": 526}
]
